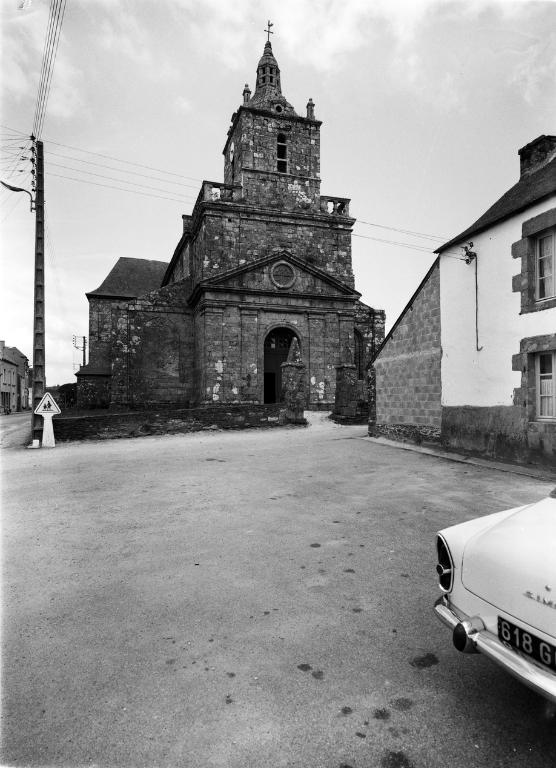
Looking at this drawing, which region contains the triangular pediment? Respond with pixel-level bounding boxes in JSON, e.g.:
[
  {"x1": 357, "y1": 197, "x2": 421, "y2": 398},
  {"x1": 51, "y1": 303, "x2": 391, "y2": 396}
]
[{"x1": 192, "y1": 252, "x2": 358, "y2": 300}]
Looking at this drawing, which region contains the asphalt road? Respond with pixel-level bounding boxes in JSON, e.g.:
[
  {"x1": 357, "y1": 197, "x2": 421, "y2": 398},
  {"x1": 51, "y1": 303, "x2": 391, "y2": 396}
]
[
  {"x1": 0, "y1": 412, "x2": 31, "y2": 449},
  {"x1": 1, "y1": 414, "x2": 555, "y2": 768}
]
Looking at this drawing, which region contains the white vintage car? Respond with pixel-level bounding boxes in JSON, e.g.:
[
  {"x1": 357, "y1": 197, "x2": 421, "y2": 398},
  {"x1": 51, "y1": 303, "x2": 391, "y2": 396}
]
[{"x1": 434, "y1": 488, "x2": 556, "y2": 703}]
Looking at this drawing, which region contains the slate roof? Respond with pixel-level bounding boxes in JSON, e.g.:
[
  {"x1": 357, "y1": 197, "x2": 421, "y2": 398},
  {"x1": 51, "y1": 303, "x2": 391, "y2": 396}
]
[
  {"x1": 436, "y1": 155, "x2": 556, "y2": 253},
  {"x1": 87, "y1": 257, "x2": 168, "y2": 299}
]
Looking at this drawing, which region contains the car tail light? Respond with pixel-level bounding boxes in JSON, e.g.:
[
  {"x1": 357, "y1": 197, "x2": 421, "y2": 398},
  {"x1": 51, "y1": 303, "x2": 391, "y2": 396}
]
[{"x1": 436, "y1": 534, "x2": 454, "y2": 592}]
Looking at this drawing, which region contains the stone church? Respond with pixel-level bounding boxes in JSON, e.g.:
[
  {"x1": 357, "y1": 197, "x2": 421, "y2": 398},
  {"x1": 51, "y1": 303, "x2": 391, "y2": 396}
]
[{"x1": 77, "y1": 38, "x2": 384, "y2": 412}]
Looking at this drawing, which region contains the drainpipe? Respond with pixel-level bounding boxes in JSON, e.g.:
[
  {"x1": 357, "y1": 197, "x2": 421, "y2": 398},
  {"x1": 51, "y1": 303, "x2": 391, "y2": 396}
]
[{"x1": 463, "y1": 243, "x2": 483, "y2": 352}]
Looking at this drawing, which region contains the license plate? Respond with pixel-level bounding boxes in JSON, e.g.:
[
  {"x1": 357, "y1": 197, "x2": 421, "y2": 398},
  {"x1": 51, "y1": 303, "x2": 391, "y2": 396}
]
[{"x1": 498, "y1": 617, "x2": 556, "y2": 672}]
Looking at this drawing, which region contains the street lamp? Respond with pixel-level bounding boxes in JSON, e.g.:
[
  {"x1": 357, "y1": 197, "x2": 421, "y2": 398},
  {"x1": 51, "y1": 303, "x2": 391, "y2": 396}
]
[{"x1": 0, "y1": 180, "x2": 35, "y2": 211}]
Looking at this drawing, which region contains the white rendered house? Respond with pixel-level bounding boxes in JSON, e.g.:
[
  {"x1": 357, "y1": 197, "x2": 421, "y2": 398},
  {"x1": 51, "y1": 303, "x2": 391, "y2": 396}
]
[{"x1": 372, "y1": 135, "x2": 556, "y2": 466}]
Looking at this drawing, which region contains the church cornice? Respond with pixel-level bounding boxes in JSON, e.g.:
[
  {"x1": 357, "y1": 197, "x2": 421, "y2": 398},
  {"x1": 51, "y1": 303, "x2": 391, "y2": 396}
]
[
  {"x1": 191, "y1": 292, "x2": 359, "y2": 315},
  {"x1": 192, "y1": 199, "x2": 356, "y2": 230}
]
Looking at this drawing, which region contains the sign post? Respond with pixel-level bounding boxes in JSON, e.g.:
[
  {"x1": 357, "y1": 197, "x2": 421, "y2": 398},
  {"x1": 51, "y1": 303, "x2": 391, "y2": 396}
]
[{"x1": 34, "y1": 392, "x2": 61, "y2": 448}]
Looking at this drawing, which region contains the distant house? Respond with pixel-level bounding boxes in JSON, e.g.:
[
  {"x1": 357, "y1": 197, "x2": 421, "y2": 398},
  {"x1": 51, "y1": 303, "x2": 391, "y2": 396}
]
[
  {"x1": 371, "y1": 135, "x2": 556, "y2": 467},
  {"x1": 0, "y1": 341, "x2": 30, "y2": 413}
]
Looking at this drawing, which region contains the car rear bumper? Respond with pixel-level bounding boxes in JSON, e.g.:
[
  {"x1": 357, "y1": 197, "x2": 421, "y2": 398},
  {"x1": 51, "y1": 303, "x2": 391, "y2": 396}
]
[{"x1": 434, "y1": 595, "x2": 556, "y2": 704}]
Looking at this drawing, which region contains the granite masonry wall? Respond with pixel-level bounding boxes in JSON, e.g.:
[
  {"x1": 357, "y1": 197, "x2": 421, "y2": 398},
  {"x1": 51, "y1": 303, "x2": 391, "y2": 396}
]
[
  {"x1": 196, "y1": 300, "x2": 354, "y2": 408},
  {"x1": 225, "y1": 110, "x2": 321, "y2": 185},
  {"x1": 110, "y1": 282, "x2": 194, "y2": 408},
  {"x1": 177, "y1": 206, "x2": 355, "y2": 288},
  {"x1": 371, "y1": 262, "x2": 441, "y2": 441},
  {"x1": 53, "y1": 403, "x2": 296, "y2": 442},
  {"x1": 87, "y1": 296, "x2": 129, "y2": 370}
]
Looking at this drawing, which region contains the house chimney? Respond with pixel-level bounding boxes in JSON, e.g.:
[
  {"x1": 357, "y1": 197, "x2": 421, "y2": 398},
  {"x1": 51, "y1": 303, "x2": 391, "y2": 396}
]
[{"x1": 518, "y1": 135, "x2": 556, "y2": 177}]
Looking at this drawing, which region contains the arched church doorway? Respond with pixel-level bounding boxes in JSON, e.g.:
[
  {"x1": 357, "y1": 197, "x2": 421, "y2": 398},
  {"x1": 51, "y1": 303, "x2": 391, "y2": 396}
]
[{"x1": 263, "y1": 327, "x2": 298, "y2": 403}]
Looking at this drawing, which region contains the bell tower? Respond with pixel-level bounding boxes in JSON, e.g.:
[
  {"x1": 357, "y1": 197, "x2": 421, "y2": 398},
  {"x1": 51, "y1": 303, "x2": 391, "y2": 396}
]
[{"x1": 223, "y1": 34, "x2": 322, "y2": 211}]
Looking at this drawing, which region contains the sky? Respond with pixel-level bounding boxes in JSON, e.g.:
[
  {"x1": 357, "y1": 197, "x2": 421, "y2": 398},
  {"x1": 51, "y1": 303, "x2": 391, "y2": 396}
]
[{"x1": 1, "y1": 0, "x2": 555, "y2": 386}]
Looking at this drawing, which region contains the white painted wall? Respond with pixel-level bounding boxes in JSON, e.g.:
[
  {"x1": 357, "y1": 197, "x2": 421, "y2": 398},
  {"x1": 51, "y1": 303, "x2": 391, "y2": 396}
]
[{"x1": 440, "y1": 194, "x2": 556, "y2": 407}]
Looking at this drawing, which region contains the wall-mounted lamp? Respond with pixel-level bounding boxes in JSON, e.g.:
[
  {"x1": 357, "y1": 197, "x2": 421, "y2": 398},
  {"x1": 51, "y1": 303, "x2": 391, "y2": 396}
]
[{"x1": 462, "y1": 242, "x2": 477, "y2": 264}]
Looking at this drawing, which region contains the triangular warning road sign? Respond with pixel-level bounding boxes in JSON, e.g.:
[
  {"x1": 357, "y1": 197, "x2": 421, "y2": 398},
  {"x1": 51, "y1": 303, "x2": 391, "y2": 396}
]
[{"x1": 34, "y1": 392, "x2": 61, "y2": 415}]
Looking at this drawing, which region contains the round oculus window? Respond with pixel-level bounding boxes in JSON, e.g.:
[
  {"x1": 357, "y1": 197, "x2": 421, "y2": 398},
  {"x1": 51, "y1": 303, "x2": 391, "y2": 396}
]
[{"x1": 271, "y1": 261, "x2": 296, "y2": 289}]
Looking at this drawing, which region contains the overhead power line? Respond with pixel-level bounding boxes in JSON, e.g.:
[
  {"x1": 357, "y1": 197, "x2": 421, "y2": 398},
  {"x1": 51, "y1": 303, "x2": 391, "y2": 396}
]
[
  {"x1": 44, "y1": 137, "x2": 203, "y2": 183},
  {"x1": 0, "y1": 138, "x2": 32, "y2": 184},
  {"x1": 47, "y1": 171, "x2": 194, "y2": 204},
  {"x1": 33, "y1": 0, "x2": 67, "y2": 138},
  {"x1": 46, "y1": 160, "x2": 200, "y2": 198},
  {"x1": 352, "y1": 232, "x2": 461, "y2": 258},
  {"x1": 356, "y1": 219, "x2": 447, "y2": 243},
  {"x1": 0, "y1": 124, "x2": 28, "y2": 136},
  {"x1": 44, "y1": 149, "x2": 201, "y2": 190},
  {"x1": 353, "y1": 232, "x2": 434, "y2": 251}
]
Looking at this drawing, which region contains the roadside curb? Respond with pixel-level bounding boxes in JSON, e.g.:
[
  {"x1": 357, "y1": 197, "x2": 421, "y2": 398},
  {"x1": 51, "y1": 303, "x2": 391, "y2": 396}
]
[{"x1": 359, "y1": 436, "x2": 556, "y2": 482}]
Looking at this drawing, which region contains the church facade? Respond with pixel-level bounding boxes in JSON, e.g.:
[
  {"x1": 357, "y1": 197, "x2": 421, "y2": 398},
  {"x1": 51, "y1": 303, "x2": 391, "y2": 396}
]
[{"x1": 77, "y1": 39, "x2": 384, "y2": 411}]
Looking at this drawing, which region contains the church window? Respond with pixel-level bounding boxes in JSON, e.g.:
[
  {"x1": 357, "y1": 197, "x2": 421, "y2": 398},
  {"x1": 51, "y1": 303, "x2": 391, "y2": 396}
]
[
  {"x1": 271, "y1": 261, "x2": 296, "y2": 288},
  {"x1": 277, "y1": 133, "x2": 287, "y2": 173}
]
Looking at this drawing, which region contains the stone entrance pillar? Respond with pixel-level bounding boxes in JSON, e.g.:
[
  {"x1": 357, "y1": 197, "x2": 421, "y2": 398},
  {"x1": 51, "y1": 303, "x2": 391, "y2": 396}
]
[
  {"x1": 280, "y1": 338, "x2": 307, "y2": 424},
  {"x1": 333, "y1": 343, "x2": 368, "y2": 422}
]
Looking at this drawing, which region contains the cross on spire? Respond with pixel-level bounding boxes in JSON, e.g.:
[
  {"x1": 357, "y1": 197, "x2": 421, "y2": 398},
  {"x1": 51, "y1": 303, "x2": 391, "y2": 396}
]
[{"x1": 264, "y1": 20, "x2": 274, "y2": 42}]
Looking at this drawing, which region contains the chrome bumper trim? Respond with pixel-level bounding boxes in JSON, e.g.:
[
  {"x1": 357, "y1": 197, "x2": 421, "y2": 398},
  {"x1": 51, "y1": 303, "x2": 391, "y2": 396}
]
[{"x1": 434, "y1": 596, "x2": 556, "y2": 704}]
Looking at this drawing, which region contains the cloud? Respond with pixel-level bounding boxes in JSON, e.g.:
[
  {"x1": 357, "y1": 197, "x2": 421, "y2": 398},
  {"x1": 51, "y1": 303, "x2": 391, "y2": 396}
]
[
  {"x1": 174, "y1": 95, "x2": 192, "y2": 114},
  {"x1": 167, "y1": 0, "x2": 427, "y2": 72},
  {"x1": 0, "y1": 2, "x2": 84, "y2": 130},
  {"x1": 384, "y1": 1, "x2": 556, "y2": 114},
  {"x1": 0, "y1": 3, "x2": 48, "y2": 102},
  {"x1": 97, "y1": 9, "x2": 180, "y2": 83},
  {"x1": 509, "y1": 32, "x2": 556, "y2": 104}
]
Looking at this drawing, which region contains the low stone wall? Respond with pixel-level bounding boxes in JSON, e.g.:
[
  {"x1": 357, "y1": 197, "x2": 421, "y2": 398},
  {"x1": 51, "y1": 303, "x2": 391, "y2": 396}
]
[
  {"x1": 368, "y1": 422, "x2": 441, "y2": 445},
  {"x1": 53, "y1": 404, "x2": 302, "y2": 442}
]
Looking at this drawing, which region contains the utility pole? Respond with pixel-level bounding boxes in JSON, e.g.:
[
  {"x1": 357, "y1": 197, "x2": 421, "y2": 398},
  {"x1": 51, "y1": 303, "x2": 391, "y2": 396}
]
[
  {"x1": 73, "y1": 335, "x2": 87, "y2": 367},
  {"x1": 31, "y1": 138, "x2": 45, "y2": 444}
]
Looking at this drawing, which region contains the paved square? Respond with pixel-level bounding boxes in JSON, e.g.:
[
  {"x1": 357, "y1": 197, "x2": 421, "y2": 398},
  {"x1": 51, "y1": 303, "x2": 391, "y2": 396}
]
[{"x1": 2, "y1": 415, "x2": 555, "y2": 767}]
